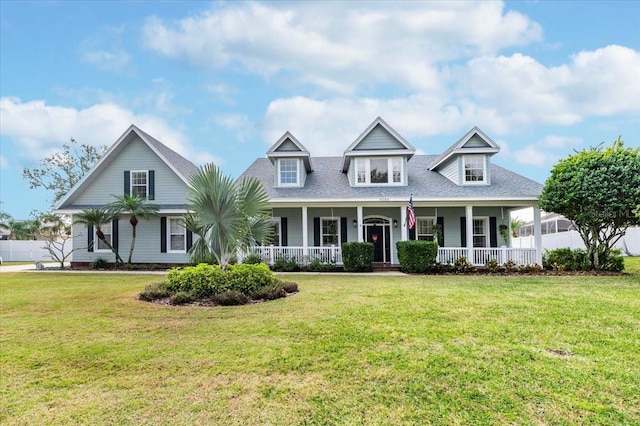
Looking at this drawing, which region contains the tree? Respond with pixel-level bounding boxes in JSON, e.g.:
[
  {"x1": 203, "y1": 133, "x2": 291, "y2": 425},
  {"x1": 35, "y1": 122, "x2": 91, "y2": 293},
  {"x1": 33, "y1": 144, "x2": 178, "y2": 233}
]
[
  {"x1": 510, "y1": 218, "x2": 526, "y2": 238},
  {"x1": 539, "y1": 138, "x2": 640, "y2": 269},
  {"x1": 0, "y1": 213, "x2": 41, "y2": 240},
  {"x1": 36, "y1": 212, "x2": 85, "y2": 268},
  {"x1": 108, "y1": 194, "x2": 159, "y2": 265},
  {"x1": 186, "y1": 163, "x2": 273, "y2": 269},
  {"x1": 73, "y1": 208, "x2": 125, "y2": 266},
  {"x1": 22, "y1": 138, "x2": 107, "y2": 205}
]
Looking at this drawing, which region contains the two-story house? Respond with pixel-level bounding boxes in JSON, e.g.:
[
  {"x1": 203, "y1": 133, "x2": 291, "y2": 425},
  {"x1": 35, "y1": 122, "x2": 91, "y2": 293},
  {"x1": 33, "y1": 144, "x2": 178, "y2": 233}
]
[{"x1": 55, "y1": 117, "x2": 544, "y2": 267}]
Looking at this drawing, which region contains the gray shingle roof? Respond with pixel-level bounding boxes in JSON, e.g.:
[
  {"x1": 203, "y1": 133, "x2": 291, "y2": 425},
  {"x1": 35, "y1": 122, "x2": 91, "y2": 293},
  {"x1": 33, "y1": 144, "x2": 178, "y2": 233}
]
[
  {"x1": 134, "y1": 126, "x2": 199, "y2": 180},
  {"x1": 240, "y1": 156, "x2": 542, "y2": 201}
]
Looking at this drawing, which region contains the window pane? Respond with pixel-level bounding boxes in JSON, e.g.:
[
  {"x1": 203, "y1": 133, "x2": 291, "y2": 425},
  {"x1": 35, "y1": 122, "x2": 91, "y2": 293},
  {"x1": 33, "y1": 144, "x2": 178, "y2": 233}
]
[
  {"x1": 356, "y1": 159, "x2": 366, "y2": 183},
  {"x1": 168, "y1": 219, "x2": 185, "y2": 251},
  {"x1": 97, "y1": 222, "x2": 111, "y2": 250},
  {"x1": 170, "y1": 235, "x2": 185, "y2": 251},
  {"x1": 392, "y1": 158, "x2": 402, "y2": 183},
  {"x1": 280, "y1": 159, "x2": 298, "y2": 184},
  {"x1": 272, "y1": 219, "x2": 281, "y2": 246},
  {"x1": 464, "y1": 156, "x2": 484, "y2": 182},
  {"x1": 321, "y1": 219, "x2": 339, "y2": 246},
  {"x1": 370, "y1": 159, "x2": 388, "y2": 183},
  {"x1": 131, "y1": 171, "x2": 148, "y2": 198}
]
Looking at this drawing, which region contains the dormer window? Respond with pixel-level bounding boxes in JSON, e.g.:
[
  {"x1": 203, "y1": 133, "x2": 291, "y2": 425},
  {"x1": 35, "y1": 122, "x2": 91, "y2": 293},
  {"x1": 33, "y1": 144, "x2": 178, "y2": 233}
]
[
  {"x1": 463, "y1": 155, "x2": 486, "y2": 184},
  {"x1": 278, "y1": 159, "x2": 299, "y2": 186},
  {"x1": 355, "y1": 157, "x2": 403, "y2": 186}
]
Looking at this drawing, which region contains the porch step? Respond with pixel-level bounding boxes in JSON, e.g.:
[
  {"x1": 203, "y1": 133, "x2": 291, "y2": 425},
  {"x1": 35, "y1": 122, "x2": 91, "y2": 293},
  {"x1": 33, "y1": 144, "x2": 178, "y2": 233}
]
[{"x1": 372, "y1": 263, "x2": 401, "y2": 272}]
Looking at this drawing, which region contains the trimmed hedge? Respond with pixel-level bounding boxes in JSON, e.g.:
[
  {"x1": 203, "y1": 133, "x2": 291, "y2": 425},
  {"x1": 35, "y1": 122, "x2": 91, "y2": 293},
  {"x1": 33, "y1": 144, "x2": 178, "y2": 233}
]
[
  {"x1": 341, "y1": 242, "x2": 374, "y2": 272},
  {"x1": 396, "y1": 241, "x2": 438, "y2": 273}
]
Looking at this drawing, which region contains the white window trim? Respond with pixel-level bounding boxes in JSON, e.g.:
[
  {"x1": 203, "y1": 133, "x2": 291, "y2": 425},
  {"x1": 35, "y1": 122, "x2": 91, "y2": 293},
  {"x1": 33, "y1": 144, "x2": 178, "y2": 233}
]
[
  {"x1": 95, "y1": 222, "x2": 113, "y2": 252},
  {"x1": 472, "y1": 216, "x2": 490, "y2": 248},
  {"x1": 354, "y1": 157, "x2": 404, "y2": 186},
  {"x1": 415, "y1": 217, "x2": 436, "y2": 241},
  {"x1": 462, "y1": 155, "x2": 487, "y2": 185},
  {"x1": 320, "y1": 217, "x2": 340, "y2": 247},
  {"x1": 272, "y1": 217, "x2": 282, "y2": 246},
  {"x1": 277, "y1": 159, "x2": 300, "y2": 187},
  {"x1": 130, "y1": 170, "x2": 149, "y2": 198},
  {"x1": 167, "y1": 217, "x2": 187, "y2": 253}
]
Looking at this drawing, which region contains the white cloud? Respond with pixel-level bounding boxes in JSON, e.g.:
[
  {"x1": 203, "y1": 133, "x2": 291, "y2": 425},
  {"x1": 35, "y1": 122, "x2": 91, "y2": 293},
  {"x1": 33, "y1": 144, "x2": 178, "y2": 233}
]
[
  {"x1": 512, "y1": 145, "x2": 559, "y2": 167},
  {"x1": 82, "y1": 48, "x2": 131, "y2": 74},
  {"x1": 142, "y1": 1, "x2": 541, "y2": 94},
  {"x1": 0, "y1": 156, "x2": 8, "y2": 169},
  {"x1": 0, "y1": 97, "x2": 204, "y2": 164}
]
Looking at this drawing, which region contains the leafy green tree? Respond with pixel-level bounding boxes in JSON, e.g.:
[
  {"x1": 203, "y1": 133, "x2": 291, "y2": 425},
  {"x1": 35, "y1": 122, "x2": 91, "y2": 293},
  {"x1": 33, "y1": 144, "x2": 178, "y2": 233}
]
[
  {"x1": 23, "y1": 138, "x2": 107, "y2": 205},
  {"x1": 0, "y1": 212, "x2": 41, "y2": 240},
  {"x1": 510, "y1": 218, "x2": 526, "y2": 238},
  {"x1": 74, "y1": 208, "x2": 125, "y2": 266},
  {"x1": 109, "y1": 194, "x2": 159, "y2": 265},
  {"x1": 539, "y1": 138, "x2": 640, "y2": 269},
  {"x1": 186, "y1": 163, "x2": 273, "y2": 269}
]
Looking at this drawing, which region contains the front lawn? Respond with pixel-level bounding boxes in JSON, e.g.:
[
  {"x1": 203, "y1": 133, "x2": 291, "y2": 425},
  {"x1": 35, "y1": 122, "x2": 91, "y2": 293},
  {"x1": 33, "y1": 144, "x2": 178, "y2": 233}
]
[{"x1": 1, "y1": 265, "x2": 639, "y2": 424}]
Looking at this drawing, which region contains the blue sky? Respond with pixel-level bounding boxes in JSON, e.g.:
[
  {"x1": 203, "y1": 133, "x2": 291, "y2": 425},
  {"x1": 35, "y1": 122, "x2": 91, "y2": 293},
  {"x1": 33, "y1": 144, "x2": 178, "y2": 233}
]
[{"x1": 1, "y1": 0, "x2": 639, "y2": 220}]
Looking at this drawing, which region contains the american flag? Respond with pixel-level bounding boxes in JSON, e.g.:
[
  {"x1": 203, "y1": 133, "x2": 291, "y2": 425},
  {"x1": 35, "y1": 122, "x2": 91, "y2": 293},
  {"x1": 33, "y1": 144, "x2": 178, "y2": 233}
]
[{"x1": 407, "y1": 195, "x2": 416, "y2": 230}]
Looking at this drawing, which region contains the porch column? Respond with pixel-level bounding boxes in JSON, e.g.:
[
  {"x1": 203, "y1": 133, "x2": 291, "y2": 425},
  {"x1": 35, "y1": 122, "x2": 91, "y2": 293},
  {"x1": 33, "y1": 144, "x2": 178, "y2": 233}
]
[
  {"x1": 357, "y1": 205, "x2": 363, "y2": 242},
  {"x1": 302, "y1": 206, "x2": 308, "y2": 258},
  {"x1": 533, "y1": 206, "x2": 543, "y2": 264},
  {"x1": 466, "y1": 205, "x2": 474, "y2": 262},
  {"x1": 400, "y1": 205, "x2": 407, "y2": 241}
]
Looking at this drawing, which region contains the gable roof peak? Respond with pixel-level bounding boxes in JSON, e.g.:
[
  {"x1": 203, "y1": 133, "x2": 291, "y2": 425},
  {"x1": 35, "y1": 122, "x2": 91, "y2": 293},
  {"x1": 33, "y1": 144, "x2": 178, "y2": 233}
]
[
  {"x1": 266, "y1": 131, "x2": 313, "y2": 172},
  {"x1": 429, "y1": 126, "x2": 501, "y2": 171}
]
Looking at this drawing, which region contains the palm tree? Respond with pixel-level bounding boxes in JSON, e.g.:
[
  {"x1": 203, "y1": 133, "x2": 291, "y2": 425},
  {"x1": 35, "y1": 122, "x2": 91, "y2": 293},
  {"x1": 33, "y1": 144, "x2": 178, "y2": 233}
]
[
  {"x1": 109, "y1": 194, "x2": 159, "y2": 265},
  {"x1": 74, "y1": 208, "x2": 124, "y2": 266},
  {"x1": 186, "y1": 163, "x2": 272, "y2": 269},
  {"x1": 510, "y1": 218, "x2": 527, "y2": 238}
]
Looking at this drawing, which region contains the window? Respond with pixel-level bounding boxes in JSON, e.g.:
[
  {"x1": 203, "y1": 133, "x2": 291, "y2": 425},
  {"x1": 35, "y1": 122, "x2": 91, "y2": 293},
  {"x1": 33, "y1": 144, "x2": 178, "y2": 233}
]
[
  {"x1": 278, "y1": 159, "x2": 299, "y2": 186},
  {"x1": 168, "y1": 218, "x2": 186, "y2": 252},
  {"x1": 131, "y1": 170, "x2": 148, "y2": 198},
  {"x1": 96, "y1": 222, "x2": 112, "y2": 251},
  {"x1": 321, "y1": 218, "x2": 339, "y2": 246},
  {"x1": 463, "y1": 155, "x2": 485, "y2": 184},
  {"x1": 416, "y1": 217, "x2": 435, "y2": 241},
  {"x1": 354, "y1": 157, "x2": 404, "y2": 185},
  {"x1": 472, "y1": 218, "x2": 488, "y2": 247},
  {"x1": 272, "y1": 217, "x2": 281, "y2": 246}
]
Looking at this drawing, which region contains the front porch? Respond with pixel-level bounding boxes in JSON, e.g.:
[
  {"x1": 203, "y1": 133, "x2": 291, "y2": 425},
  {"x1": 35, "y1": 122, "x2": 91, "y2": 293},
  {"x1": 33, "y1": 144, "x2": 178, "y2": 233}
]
[{"x1": 245, "y1": 245, "x2": 538, "y2": 267}]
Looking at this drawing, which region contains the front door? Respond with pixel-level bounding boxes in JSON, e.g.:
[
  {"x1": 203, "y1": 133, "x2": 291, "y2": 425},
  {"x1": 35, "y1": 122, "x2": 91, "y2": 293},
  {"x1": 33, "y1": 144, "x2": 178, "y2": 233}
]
[{"x1": 364, "y1": 218, "x2": 391, "y2": 263}]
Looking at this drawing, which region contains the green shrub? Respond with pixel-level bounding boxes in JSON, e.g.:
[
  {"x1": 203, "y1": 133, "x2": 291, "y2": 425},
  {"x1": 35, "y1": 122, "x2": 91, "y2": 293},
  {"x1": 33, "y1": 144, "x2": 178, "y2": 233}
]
[
  {"x1": 601, "y1": 249, "x2": 624, "y2": 272},
  {"x1": 166, "y1": 263, "x2": 227, "y2": 298},
  {"x1": 543, "y1": 248, "x2": 589, "y2": 271},
  {"x1": 306, "y1": 257, "x2": 336, "y2": 272},
  {"x1": 503, "y1": 259, "x2": 517, "y2": 273},
  {"x1": 518, "y1": 264, "x2": 544, "y2": 274},
  {"x1": 272, "y1": 255, "x2": 299, "y2": 272},
  {"x1": 485, "y1": 258, "x2": 502, "y2": 273},
  {"x1": 280, "y1": 281, "x2": 299, "y2": 293},
  {"x1": 341, "y1": 242, "x2": 374, "y2": 272},
  {"x1": 138, "y1": 282, "x2": 171, "y2": 301},
  {"x1": 454, "y1": 256, "x2": 475, "y2": 273},
  {"x1": 397, "y1": 241, "x2": 438, "y2": 273},
  {"x1": 242, "y1": 253, "x2": 264, "y2": 265},
  {"x1": 251, "y1": 283, "x2": 287, "y2": 300},
  {"x1": 170, "y1": 291, "x2": 196, "y2": 305},
  {"x1": 91, "y1": 257, "x2": 109, "y2": 270},
  {"x1": 212, "y1": 290, "x2": 249, "y2": 306},
  {"x1": 226, "y1": 263, "x2": 277, "y2": 295}
]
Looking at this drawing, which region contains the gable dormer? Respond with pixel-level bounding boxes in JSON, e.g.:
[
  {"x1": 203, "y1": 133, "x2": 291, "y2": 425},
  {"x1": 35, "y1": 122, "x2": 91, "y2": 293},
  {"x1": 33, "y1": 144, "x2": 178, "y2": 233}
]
[
  {"x1": 429, "y1": 127, "x2": 500, "y2": 186},
  {"x1": 342, "y1": 117, "x2": 416, "y2": 187},
  {"x1": 267, "y1": 132, "x2": 313, "y2": 188}
]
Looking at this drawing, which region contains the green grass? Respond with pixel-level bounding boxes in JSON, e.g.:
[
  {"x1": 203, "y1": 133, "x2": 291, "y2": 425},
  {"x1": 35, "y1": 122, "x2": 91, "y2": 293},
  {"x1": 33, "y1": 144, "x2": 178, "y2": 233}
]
[{"x1": 1, "y1": 262, "x2": 639, "y2": 425}]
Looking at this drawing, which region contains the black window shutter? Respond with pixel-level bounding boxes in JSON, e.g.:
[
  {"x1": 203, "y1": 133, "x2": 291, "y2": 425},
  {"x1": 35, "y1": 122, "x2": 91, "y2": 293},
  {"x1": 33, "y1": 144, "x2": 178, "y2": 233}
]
[
  {"x1": 186, "y1": 229, "x2": 193, "y2": 251},
  {"x1": 409, "y1": 225, "x2": 416, "y2": 240},
  {"x1": 489, "y1": 217, "x2": 498, "y2": 247},
  {"x1": 148, "y1": 170, "x2": 155, "y2": 200},
  {"x1": 340, "y1": 217, "x2": 348, "y2": 244},
  {"x1": 437, "y1": 217, "x2": 445, "y2": 246},
  {"x1": 460, "y1": 217, "x2": 467, "y2": 247},
  {"x1": 124, "y1": 171, "x2": 130, "y2": 195},
  {"x1": 313, "y1": 217, "x2": 320, "y2": 246},
  {"x1": 281, "y1": 218, "x2": 288, "y2": 246},
  {"x1": 160, "y1": 217, "x2": 167, "y2": 253},
  {"x1": 112, "y1": 218, "x2": 119, "y2": 251},
  {"x1": 88, "y1": 225, "x2": 94, "y2": 252}
]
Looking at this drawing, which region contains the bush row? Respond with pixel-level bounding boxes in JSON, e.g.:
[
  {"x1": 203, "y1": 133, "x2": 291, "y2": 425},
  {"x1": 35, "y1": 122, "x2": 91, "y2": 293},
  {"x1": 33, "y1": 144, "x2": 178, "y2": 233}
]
[{"x1": 543, "y1": 248, "x2": 624, "y2": 272}]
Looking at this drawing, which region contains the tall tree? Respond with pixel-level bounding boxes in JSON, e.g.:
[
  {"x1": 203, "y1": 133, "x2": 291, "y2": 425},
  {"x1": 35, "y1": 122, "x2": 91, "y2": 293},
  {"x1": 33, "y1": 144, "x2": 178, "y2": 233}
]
[
  {"x1": 0, "y1": 212, "x2": 41, "y2": 240},
  {"x1": 186, "y1": 163, "x2": 272, "y2": 269},
  {"x1": 109, "y1": 194, "x2": 159, "y2": 265},
  {"x1": 539, "y1": 138, "x2": 640, "y2": 269},
  {"x1": 22, "y1": 138, "x2": 107, "y2": 205},
  {"x1": 74, "y1": 208, "x2": 125, "y2": 266}
]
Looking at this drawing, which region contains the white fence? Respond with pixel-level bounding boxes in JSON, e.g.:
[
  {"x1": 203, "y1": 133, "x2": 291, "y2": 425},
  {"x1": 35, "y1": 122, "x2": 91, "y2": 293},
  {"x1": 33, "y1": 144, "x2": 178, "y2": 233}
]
[
  {"x1": 513, "y1": 227, "x2": 640, "y2": 256},
  {"x1": 0, "y1": 240, "x2": 67, "y2": 262}
]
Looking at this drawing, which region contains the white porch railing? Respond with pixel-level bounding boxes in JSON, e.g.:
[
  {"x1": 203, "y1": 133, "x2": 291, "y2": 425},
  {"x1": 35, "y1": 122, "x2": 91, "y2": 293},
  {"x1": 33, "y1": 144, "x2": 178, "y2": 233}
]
[
  {"x1": 244, "y1": 245, "x2": 342, "y2": 265},
  {"x1": 437, "y1": 247, "x2": 538, "y2": 266},
  {"x1": 244, "y1": 246, "x2": 537, "y2": 267}
]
